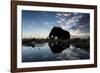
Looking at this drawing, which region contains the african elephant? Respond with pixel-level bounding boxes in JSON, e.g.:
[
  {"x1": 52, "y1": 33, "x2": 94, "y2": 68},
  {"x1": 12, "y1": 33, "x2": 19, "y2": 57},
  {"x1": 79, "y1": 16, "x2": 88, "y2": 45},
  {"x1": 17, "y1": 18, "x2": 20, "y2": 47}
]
[
  {"x1": 49, "y1": 41, "x2": 70, "y2": 53},
  {"x1": 49, "y1": 27, "x2": 70, "y2": 40}
]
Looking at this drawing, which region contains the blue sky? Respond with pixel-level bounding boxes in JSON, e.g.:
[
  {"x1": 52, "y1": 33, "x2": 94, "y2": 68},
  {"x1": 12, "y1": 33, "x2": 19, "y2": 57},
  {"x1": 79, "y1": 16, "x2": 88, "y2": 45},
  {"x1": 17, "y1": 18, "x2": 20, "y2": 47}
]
[{"x1": 22, "y1": 10, "x2": 90, "y2": 39}]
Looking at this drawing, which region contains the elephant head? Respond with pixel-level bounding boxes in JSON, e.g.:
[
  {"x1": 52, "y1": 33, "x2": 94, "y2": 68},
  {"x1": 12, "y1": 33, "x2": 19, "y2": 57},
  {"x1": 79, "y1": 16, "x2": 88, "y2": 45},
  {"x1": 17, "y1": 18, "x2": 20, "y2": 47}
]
[{"x1": 49, "y1": 27, "x2": 70, "y2": 40}]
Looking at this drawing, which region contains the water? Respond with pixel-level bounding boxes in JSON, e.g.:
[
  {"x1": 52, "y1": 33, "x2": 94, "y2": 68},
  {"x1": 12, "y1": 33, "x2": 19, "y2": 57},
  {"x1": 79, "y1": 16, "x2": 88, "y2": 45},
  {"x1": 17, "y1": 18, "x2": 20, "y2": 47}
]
[{"x1": 22, "y1": 43, "x2": 90, "y2": 62}]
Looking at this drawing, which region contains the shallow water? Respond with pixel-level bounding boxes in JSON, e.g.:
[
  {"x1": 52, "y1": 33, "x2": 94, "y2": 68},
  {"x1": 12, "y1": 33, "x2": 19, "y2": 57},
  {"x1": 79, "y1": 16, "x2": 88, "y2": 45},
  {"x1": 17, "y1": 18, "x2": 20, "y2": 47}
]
[{"x1": 22, "y1": 43, "x2": 90, "y2": 62}]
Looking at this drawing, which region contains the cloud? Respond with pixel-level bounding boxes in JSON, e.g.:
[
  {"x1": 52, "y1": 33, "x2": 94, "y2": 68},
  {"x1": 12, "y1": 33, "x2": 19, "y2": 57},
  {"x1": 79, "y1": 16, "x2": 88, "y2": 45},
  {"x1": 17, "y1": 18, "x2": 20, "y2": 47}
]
[
  {"x1": 56, "y1": 12, "x2": 90, "y2": 37},
  {"x1": 57, "y1": 20, "x2": 62, "y2": 23},
  {"x1": 43, "y1": 21, "x2": 54, "y2": 29},
  {"x1": 63, "y1": 13, "x2": 71, "y2": 16},
  {"x1": 70, "y1": 28, "x2": 90, "y2": 38},
  {"x1": 74, "y1": 29, "x2": 82, "y2": 34},
  {"x1": 31, "y1": 21, "x2": 35, "y2": 24},
  {"x1": 56, "y1": 12, "x2": 82, "y2": 25},
  {"x1": 44, "y1": 21, "x2": 49, "y2": 25},
  {"x1": 56, "y1": 13, "x2": 72, "y2": 17},
  {"x1": 58, "y1": 15, "x2": 82, "y2": 30},
  {"x1": 59, "y1": 17, "x2": 66, "y2": 21}
]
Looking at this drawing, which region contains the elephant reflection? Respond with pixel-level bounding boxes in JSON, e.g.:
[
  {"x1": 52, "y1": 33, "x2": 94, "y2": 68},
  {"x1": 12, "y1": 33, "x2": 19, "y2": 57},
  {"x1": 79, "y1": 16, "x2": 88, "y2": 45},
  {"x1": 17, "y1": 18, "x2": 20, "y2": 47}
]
[
  {"x1": 49, "y1": 27, "x2": 70, "y2": 40},
  {"x1": 49, "y1": 41, "x2": 70, "y2": 53}
]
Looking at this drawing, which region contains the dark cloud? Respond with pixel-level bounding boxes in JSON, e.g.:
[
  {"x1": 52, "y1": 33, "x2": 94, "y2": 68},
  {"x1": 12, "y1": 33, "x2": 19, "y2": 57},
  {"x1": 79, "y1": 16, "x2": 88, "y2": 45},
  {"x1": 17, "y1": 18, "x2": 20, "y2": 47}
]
[{"x1": 69, "y1": 13, "x2": 90, "y2": 33}]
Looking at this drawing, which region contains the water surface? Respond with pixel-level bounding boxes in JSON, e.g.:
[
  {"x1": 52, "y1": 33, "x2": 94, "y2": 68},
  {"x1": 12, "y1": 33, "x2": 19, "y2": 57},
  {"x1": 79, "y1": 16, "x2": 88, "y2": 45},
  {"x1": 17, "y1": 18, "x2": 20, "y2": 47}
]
[{"x1": 22, "y1": 43, "x2": 89, "y2": 62}]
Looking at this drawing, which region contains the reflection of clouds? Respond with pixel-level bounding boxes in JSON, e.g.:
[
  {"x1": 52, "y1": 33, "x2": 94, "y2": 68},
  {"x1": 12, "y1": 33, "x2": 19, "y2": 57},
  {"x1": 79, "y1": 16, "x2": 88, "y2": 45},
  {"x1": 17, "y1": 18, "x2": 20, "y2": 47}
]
[
  {"x1": 22, "y1": 43, "x2": 89, "y2": 62},
  {"x1": 61, "y1": 45, "x2": 89, "y2": 60},
  {"x1": 40, "y1": 44, "x2": 89, "y2": 60}
]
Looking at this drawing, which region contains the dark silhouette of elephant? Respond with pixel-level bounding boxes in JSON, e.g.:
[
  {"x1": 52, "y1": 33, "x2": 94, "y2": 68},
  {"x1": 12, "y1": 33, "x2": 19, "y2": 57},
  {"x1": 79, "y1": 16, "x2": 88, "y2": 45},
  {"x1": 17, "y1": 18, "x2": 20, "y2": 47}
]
[
  {"x1": 49, "y1": 27, "x2": 70, "y2": 40},
  {"x1": 49, "y1": 41, "x2": 70, "y2": 53}
]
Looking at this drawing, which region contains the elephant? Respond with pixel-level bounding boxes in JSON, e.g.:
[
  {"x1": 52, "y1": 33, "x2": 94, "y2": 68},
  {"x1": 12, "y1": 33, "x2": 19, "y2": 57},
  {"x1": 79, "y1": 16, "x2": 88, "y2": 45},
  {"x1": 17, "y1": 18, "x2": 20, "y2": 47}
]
[
  {"x1": 48, "y1": 27, "x2": 70, "y2": 53},
  {"x1": 49, "y1": 41, "x2": 70, "y2": 53},
  {"x1": 49, "y1": 27, "x2": 70, "y2": 40}
]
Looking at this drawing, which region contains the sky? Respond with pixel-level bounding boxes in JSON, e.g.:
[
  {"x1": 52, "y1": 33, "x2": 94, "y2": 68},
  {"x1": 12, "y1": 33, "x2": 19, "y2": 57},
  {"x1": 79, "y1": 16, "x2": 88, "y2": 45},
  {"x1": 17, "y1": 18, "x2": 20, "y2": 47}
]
[{"x1": 22, "y1": 10, "x2": 90, "y2": 39}]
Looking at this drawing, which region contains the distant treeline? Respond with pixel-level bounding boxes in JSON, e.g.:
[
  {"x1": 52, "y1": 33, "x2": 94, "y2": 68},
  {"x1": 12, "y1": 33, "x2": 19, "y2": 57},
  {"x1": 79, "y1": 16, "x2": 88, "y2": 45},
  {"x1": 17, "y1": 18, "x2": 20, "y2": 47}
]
[{"x1": 22, "y1": 37, "x2": 90, "y2": 50}]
